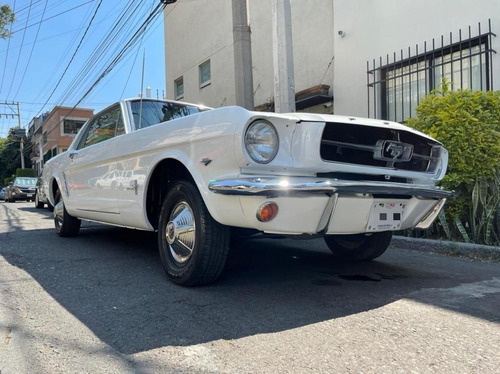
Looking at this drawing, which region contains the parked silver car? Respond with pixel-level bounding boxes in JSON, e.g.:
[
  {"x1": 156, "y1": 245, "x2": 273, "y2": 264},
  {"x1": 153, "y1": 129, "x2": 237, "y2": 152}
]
[{"x1": 35, "y1": 177, "x2": 53, "y2": 210}]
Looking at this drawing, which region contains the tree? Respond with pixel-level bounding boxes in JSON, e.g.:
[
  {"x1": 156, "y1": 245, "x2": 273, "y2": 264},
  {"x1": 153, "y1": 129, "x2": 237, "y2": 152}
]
[
  {"x1": 0, "y1": 129, "x2": 28, "y2": 186},
  {"x1": 0, "y1": 5, "x2": 14, "y2": 39}
]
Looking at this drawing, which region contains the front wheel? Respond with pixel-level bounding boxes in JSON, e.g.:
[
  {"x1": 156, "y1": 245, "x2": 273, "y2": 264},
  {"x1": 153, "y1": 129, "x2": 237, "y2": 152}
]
[
  {"x1": 54, "y1": 190, "x2": 81, "y2": 237},
  {"x1": 35, "y1": 193, "x2": 44, "y2": 209},
  {"x1": 324, "y1": 231, "x2": 393, "y2": 261},
  {"x1": 158, "y1": 181, "x2": 230, "y2": 286}
]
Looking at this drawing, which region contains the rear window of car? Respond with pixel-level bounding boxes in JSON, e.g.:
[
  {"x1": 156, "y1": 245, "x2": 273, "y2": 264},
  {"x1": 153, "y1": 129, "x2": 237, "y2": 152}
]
[{"x1": 131, "y1": 100, "x2": 207, "y2": 130}]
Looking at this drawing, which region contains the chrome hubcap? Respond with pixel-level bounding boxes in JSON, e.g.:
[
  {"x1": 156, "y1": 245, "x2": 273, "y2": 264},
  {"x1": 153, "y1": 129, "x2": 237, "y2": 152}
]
[
  {"x1": 54, "y1": 200, "x2": 64, "y2": 231},
  {"x1": 166, "y1": 201, "x2": 196, "y2": 264}
]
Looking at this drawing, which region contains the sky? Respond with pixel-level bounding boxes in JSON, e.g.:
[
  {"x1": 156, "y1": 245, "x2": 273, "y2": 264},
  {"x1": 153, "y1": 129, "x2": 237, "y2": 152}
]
[{"x1": 0, "y1": 0, "x2": 171, "y2": 138}]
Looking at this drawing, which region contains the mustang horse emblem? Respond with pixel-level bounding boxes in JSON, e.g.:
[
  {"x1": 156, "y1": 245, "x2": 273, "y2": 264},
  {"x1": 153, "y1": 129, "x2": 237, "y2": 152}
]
[
  {"x1": 374, "y1": 140, "x2": 414, "y2": 162},
  {"x1": 386, "y1": 143, "x2": 405, "y2": 159}
]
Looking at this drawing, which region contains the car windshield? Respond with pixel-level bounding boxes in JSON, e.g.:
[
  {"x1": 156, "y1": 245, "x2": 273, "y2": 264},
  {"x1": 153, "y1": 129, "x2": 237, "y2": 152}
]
[
  {"x1": 131, "y1": 100, "x2": 208, "y2": 130},
  {"x1": 14, "y1": 178, "x2": 37, "y2": 186}
]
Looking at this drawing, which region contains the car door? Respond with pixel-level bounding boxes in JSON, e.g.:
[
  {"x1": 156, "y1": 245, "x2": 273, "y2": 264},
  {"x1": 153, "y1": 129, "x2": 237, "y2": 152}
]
[{"x1": 63, "y1": 105, "x2": 125, "y2": 222}]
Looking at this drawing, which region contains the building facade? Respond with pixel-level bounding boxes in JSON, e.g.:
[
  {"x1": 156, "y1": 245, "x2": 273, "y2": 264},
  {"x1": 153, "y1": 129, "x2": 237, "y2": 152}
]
[
  {"x1": 333, "y1": 0, "x2": 500, "y2": 121},
  {"x1": 164, "y1": 0, "x2": 499, "y2": 121},
  {"x1": 164, "y1": 0, "x2": 335, "y2": 113},
  {"x1": 29, "y1": 106, "x2": 93, "y2": 175}
]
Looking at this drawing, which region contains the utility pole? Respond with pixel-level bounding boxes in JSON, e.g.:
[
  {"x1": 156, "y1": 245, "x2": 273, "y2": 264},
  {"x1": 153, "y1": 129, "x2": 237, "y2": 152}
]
[
  {"x1": 0, "y1": 101, "x2": 24, "y2": 168},
  {"x1": 232, "y1": 0, "x2": 254, "y2": 110},
  {"x1": 272, "y1": 0, "x2": 295, "y2": 113},
  {"x1": 17, "y1": 102, "x2": 24, "y2": 169}
]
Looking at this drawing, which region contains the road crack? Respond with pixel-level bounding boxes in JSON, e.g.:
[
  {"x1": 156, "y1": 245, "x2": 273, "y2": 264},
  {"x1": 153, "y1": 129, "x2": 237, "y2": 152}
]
[{"x1": 2, "y1": 326, "x2": 11, "y2": 348}]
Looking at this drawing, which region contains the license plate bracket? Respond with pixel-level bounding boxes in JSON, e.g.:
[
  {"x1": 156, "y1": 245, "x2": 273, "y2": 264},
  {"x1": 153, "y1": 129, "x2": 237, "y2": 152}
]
[{"x1": 367, "y1": 201, "x2": 406, "y2": 231}]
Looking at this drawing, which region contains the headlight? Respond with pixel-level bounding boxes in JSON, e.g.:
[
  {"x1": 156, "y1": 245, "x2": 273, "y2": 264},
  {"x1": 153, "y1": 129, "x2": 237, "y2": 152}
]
[{"x1": 244, "y1": 120, "x2": 279, "y2": 164}]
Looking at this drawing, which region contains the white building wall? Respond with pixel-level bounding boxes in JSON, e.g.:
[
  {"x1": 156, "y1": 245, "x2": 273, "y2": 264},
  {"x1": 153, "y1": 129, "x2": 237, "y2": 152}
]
[
  {"x1": 164, "y1": 0, "x2": 236, "y2": 107},
  {"x1": 249, "y1": 0, "x2": 334, "y2": 108},
  {"x1": 164, "y1": 0, "x2": 335, "y2": 110},
  {"x1": 333, "y1": 0, "x2": 500, "y2": 118}
]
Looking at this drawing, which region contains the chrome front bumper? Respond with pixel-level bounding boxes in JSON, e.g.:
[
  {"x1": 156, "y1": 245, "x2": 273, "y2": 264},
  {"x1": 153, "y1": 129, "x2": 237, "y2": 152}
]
[{"x1": 208, "y1": 177, "x2": 453, "y2": 199}]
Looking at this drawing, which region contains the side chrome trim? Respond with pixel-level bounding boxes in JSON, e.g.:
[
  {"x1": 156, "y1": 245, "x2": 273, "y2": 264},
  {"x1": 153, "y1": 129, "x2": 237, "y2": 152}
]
[{"x1": 208, "y1": 177, "x2": 454, "y2": 199}]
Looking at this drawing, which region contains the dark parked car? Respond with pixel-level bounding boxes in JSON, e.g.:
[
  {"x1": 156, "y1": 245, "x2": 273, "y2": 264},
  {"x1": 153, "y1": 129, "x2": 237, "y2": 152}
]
[
  {"x1": 0, "y1": 187, "x2": 5, "y2": 200},
  {"x1": 4, "y1": 177, "x2": 37, "y2": 202}
]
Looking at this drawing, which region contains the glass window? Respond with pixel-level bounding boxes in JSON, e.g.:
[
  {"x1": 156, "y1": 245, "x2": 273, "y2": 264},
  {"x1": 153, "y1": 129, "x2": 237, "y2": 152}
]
[
  {"x1": 131, "y1": 100, "x2": 207, "y2": 130},
  {"x1": 434, "y1": 45, "x2": 486, "y2": 91},
  {"x1": 175, "y1": 77, "x2": 184, "y2": 99},
  {"x1": 78, "y1": 106, "x2": 123, "y2": 149},
  {"x1": 199, "y1": 60, "x2": 211, "y2": 87},
  {"x1": 368, "y1": 26, "x2": 493, "y2": 122},
  {"x1": 385, "y1": 60, "x2": 427, "y2": 122},
  {"x1": 63, "y1": 119, "x2": 86, "y2": 135}
]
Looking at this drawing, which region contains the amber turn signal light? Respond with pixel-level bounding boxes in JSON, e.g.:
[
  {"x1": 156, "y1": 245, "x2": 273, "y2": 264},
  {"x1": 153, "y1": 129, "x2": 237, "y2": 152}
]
[{"x1": 256, "y1": 202, "x2": 279, "y2": 222}]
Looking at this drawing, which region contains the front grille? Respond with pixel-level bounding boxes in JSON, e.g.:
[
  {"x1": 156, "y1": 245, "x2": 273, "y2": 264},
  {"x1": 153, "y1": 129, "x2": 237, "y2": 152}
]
[{"x1": 320, "y1": 122, "x2": 442, "y2": 173}]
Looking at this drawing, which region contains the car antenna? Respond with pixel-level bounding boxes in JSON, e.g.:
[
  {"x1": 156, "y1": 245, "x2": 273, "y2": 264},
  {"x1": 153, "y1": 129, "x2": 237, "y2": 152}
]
[{"x1": 138, "y1": 49, "x2": 146, "y2": 130}]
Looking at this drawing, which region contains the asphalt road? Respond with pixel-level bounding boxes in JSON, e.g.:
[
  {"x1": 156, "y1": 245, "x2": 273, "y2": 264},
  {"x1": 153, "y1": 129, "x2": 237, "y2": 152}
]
[{"x1": 1, "y1": 201, "x2": 499, "y2": 373}]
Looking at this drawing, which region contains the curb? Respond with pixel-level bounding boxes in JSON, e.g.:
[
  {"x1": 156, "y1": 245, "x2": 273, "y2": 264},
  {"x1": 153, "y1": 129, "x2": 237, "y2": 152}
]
[{"x1": 391, "y1": 236, "x2": 500, "y2": 263}]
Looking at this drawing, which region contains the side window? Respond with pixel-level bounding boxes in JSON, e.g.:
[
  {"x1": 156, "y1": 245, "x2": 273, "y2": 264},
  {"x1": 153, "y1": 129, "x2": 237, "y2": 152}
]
[
  {"x1": 131, "y1": 100, "x2": 204, "y2": 130},
  {"x1": 78, "y1": 106, "x2": 123, "y2": 149}
]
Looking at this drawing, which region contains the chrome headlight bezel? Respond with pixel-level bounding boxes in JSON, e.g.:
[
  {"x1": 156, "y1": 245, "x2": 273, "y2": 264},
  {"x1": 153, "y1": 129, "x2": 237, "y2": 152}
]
[{"x1": 244, "y1": 119, "x2": 279, "y2": 164}]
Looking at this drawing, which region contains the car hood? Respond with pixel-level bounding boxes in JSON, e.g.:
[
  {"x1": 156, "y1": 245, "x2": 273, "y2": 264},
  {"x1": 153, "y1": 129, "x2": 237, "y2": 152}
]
[{"x1": 248, "y1": 110, "x2": 440, "y2": 144}]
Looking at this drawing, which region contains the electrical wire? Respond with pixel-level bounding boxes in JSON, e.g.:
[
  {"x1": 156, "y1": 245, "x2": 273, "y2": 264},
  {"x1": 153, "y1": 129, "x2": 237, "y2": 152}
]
[
  {"x1": 11, "y1": 1, "x2": 95, "y2": 35},
  {"x1": 35, "y1": 0, "x2": 103, "y2": 118},
  {"x1": 2, "y1": 1, "x2": 167, "y2": 139},
  {"x1": 56, "y1": 0, "x2": 147, "y2": 105},
  {"x1": 72, "y1": 3, "x2": 165, "y2": 109},
  {"x1": 53, "y1": 2, "x2": 166, "y2": 130},
  {"x1": 6, "y1": 0, "x2": 33, "y2": 99},
  {"x1": 55, "y1": 0, "x2": 141, "y2": 104},
  {"x1": 0, "y1": 0, "x2": 16, "y2": 95},
  {"x1": 13, "y1": 0, "x2": 49, "y2": 101},
  {"x1": 32, "y1": 3, "x2": 97, "y2": 105}
]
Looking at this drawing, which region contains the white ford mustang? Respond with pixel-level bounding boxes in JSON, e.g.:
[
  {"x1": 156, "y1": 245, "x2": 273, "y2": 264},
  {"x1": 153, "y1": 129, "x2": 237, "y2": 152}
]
[{"x1": 42, "y1": 98, "x2": 452, "y2": 286}]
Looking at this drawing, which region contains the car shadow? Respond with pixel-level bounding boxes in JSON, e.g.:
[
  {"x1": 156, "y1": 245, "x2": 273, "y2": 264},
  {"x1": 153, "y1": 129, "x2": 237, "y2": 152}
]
[{"x1": 1, "y1": 224, "x2": 499, "y2": 355}]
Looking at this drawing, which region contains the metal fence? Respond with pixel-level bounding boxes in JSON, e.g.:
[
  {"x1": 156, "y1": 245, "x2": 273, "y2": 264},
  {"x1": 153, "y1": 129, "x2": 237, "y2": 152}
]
[{"x1": 367, "y1": 20, "x2": 496, "y2": 122}]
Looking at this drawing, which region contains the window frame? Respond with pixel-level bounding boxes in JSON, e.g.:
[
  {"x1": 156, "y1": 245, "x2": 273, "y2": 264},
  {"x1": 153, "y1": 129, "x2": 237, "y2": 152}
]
[
  {"x1": 61, "y1": 117, "x2": 88, "y2": 136},
  {"x1": 174, "y1": 76, "x2": 184, "y2": 99},
  {"x1": 199, "y1": 59, "x2": 211, "y2": 88},
  {"x1": 380, "y1": 37, "x2": 490, "y2": 122},
  {"x1": 367, "y1": 21, "x2": 496, "y2": 122}
]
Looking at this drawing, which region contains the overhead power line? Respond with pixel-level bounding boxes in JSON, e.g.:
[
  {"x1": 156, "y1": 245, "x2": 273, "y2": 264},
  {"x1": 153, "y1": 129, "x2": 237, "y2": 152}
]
[
  {"x1": 13, "y1": 0, "x2": 49, "y2": 101},
  {"x1": 11, "y1": 1, "x2": 95, "y2": 35},
  {"x1": 0, "y1": 0, "x2": 16, "y2": 95},
  {"x1": 6, "y1": 0, "x2": 33, "y2": 99},
  {"x1": 55, "y1": 1, "x2": 167, "y2": 128},
  {"x1": 72, "y1": 2, "x2": 166, "y2": 109},
  {"x1": 35, "y1": 0, "x2": 104, "y2": 118}
]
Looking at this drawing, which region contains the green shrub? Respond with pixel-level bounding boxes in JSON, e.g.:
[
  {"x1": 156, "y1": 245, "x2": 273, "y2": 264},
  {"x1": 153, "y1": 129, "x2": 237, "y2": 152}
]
[
  {"x1": 16, "y1": 168, "x2": 35, "y2": 177},
  {"x1": 407, "y1": 82, "x2": 500, "y2": 244}
]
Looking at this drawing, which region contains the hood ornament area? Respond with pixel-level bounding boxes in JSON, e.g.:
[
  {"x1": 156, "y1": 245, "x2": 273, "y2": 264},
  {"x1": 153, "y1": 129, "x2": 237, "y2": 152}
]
[{"x1": 374, "y1": 140, "x2": 414, "y2": 162}]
